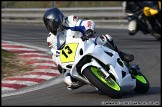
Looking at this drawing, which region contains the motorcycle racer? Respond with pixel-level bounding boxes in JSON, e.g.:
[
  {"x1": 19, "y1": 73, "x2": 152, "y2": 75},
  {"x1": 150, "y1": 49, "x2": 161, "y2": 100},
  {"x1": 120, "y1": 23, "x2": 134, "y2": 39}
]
[{"x1": 43, "y1": 7, "x2": 134, "y2": 90}]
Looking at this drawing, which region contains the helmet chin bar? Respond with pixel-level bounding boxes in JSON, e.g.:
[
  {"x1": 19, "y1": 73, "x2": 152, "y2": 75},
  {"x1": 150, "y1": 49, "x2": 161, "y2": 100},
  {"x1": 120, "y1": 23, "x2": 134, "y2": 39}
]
[{"x1": 57, "y1": 25, "x2": 65, "y2": 33}]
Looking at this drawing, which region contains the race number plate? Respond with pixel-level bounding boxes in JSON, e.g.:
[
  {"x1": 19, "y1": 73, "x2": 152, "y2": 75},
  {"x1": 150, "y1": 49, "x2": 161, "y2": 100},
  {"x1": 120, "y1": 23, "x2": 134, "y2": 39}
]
[{"x1": 60, "y1": 43, "x2": 78, "y2": 63}]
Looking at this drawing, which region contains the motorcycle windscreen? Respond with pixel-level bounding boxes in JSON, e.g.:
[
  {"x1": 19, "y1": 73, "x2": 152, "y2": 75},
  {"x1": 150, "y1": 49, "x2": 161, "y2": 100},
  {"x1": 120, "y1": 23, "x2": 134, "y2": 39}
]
[{"x1": 56, "y1": 31, "x2": 66, "y2": 50}]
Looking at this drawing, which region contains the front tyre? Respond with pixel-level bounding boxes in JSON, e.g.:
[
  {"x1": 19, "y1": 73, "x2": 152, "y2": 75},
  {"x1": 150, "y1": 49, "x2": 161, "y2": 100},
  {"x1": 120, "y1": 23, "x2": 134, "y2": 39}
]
[
  {"x1": 83, "y1": 66, "x2": 122, "y2": 98},
  {"x1": 132, "y1": 73, "x2": 150, "y2": 93}
]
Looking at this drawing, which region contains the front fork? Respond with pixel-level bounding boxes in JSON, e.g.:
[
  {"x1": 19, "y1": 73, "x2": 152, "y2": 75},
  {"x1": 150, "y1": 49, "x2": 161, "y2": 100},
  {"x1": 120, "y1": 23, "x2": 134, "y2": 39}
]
[{"x1": 129, "y1": 64, "x2": 141, "y2": 75}]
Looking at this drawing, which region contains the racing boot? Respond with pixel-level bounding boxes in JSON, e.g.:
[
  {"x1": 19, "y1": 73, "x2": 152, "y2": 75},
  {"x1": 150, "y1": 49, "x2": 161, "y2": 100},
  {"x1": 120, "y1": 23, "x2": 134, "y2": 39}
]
[
  {"x1": 128, "y1": 19, "x2": 137, "y2": 35},
  {"x1": 100, "y1": 34, "x2": 134, "y2": 63},
  {"x1": 118, "y1": 51, "x2": 134, "y2": 62},
  {"x1": 64, "y1": 73, "x2": 85, "y2": 90}
]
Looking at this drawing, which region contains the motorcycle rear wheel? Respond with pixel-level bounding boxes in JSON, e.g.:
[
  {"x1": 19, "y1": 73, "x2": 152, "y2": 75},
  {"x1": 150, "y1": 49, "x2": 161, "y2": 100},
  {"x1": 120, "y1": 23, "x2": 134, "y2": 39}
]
[{"x1": 83, "y1": 66, "x2": 122, "y2": 98}]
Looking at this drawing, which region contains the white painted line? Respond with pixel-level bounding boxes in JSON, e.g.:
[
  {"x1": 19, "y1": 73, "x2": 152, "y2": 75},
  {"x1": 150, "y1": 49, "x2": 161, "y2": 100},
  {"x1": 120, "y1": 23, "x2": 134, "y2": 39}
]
[
  {"x1": 2, "y1": 40, "x2": 51, "y2": 54},
  {"x1": 2, "y1": 43, "x2": 20, "y2": 46},
  {"x1": 2, "y1": 87, "x2": 16, "y2": 92},
  {"x1": 2, "y1": 77, "x2": 64, "y2": 97},
  {"x1": 23, "y1": 57, "x2": 53, "y2": 61},
  {"x1": 33, "y1": 63, "x2": 56, "y2": 67},
  {"x1": 2, "y1": 47, "x2": 36, "y2": 51},
  {"x1": 19, "y1": 53, "x2": 49, "y2": 56},
  {"x1": 13, "y1": 75, "x2": 55, "y2": 80},
  {"x1": 32, "y1": 69, "x2": 60, "y2": 74},
  {"x1": 2, "y1": 80, "x2": 38, "y2": 86}
]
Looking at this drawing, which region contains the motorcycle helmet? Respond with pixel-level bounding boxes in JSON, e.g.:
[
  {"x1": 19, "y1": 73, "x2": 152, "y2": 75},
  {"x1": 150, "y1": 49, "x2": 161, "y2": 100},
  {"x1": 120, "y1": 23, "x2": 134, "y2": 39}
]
[{"x1": 43, "y1": 8, "x2": 65, "y2": 35}]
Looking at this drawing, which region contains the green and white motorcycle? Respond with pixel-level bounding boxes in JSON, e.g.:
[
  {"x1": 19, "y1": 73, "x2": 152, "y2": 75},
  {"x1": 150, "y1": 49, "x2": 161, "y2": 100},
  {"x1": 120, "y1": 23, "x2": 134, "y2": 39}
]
[{"x1": 56, "y1": 31, "x2": 150, "y2": 98}]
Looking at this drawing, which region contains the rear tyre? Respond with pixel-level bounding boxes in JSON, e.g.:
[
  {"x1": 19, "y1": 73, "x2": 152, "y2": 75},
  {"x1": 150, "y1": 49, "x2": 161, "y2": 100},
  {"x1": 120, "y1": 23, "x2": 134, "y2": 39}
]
[{"x1": 83, "y1": 66, "x2": 122, "y2": 98}]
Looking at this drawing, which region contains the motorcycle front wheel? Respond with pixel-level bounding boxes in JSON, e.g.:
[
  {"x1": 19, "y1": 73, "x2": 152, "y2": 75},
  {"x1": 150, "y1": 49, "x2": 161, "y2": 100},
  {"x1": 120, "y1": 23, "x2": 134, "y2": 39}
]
[
  {"x1": 83, "y1": 66, "x2": 122, "y2": 98},
  {"x1": 132, "y1": 73, "x2": 150, "y2": 93}
]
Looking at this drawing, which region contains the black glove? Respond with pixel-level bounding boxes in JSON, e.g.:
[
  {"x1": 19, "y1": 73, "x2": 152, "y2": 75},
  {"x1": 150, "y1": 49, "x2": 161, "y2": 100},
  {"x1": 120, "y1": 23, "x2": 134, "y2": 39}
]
[
  {"x1": 81, "y1": 29, "x2": 95, "y2": 41},
  {"x1": 58, "y1": 64, "x2": 66, "y2": 74},
  {"x1": 85, "y1": 29, "x2": 94, "y2": 37}
]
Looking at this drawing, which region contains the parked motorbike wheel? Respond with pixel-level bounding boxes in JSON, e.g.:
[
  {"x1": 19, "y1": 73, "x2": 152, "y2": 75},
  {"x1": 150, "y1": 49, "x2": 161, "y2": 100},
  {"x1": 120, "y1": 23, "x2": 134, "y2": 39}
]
[
  {"x1": 83, "y1": 66, "x2": 123, "y2": 98},
  {"x1": 153, "y1": 34, "x2": 161, "y2": 41},
  {"x1": 138, "y1": 16, "x2": 161, "y2": 41},
  {"x1": 132, "y1": 72, "x2": 150, "y2": 93}
]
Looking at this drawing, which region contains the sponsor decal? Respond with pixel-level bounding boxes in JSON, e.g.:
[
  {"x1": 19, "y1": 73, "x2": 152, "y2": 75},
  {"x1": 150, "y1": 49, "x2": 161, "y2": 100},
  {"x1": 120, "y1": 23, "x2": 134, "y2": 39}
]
[
  {"x1": 73, "y1": 16, "x2": 77, "y2": 21},
  {"x1": 87, "y1": 21, "x2": 92, "y2": 27}
]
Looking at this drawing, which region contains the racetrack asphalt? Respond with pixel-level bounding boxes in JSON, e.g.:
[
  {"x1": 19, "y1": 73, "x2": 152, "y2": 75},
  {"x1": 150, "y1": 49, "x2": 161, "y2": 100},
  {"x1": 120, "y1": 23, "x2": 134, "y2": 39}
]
[{"x1": 1, "y1": 23, "x2": 161, "y2": 106}]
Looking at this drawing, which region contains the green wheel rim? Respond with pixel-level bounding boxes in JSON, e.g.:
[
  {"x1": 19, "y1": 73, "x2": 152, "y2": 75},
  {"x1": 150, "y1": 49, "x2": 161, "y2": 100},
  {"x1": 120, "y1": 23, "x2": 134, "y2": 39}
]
[
  {"x1": 91, "y1": 67, "x2": 120, "y2": 91},
  {"x1": 132, "y1": 74, "x2": 147, "y2": 84}
]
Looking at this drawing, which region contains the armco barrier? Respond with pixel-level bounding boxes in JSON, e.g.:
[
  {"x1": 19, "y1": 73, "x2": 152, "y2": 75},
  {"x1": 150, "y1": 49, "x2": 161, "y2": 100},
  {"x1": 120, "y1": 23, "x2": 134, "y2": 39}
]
[{"x1": 2, "y1": 7, "x2": 128, "y2": 29}]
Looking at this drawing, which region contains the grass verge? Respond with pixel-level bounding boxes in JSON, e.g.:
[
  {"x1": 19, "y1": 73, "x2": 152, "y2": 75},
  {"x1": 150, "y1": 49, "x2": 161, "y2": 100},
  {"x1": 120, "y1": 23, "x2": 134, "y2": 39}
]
[{"x1": 1, "y1": 49, "x2": 34, "y2": 79}]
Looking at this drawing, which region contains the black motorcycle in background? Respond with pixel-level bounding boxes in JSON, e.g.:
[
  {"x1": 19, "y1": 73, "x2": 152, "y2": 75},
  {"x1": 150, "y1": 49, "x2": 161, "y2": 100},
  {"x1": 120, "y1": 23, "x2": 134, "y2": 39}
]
[
  {"x1": 124, "y1": 1, "x2": 161, "y2": 40},
  {"x1": 136, "y1": 1, "x2": 161, "y2": 40}
]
